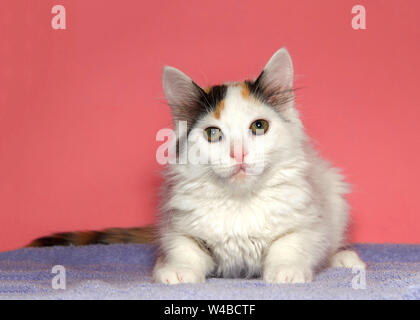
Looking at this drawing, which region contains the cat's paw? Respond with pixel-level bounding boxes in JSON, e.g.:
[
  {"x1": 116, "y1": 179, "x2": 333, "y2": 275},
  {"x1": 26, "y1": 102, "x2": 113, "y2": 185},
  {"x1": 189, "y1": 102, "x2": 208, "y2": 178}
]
[
  {"x1": 330, "y1": 249, "x2": 366, "y2": 269},
  {"x1": 263, "y1": 265, "x2": 313, "y2": 284},
  {"x1": 153, "y1": 265, "x2": 205, "y2": 285}
]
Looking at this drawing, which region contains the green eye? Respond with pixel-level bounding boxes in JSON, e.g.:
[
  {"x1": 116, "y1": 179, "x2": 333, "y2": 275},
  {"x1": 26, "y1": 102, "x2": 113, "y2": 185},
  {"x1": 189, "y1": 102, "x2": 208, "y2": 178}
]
[
  {"x1": 204, "y1": 127, "x2": 223, "y2": 142},
  {"x1": 250, "y1": 119, "x2": 269, "y2": 135}
]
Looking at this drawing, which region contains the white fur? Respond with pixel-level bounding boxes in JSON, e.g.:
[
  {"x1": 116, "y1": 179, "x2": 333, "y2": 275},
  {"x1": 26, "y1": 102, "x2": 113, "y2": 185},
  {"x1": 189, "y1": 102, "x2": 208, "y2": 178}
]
[{"x1": 153, "y1": 49, "x2": 365, "y2": 284}]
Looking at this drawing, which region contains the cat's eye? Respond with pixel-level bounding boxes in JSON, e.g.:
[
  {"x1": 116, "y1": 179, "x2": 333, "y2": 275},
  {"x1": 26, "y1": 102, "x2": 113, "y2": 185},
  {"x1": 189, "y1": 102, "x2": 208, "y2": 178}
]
[
  {"x1": 204, "y1": 127, "x2": 223, "y2": 142},
  {"x1": 250, "y1": 119, "x2": 269, "y2": 135}
]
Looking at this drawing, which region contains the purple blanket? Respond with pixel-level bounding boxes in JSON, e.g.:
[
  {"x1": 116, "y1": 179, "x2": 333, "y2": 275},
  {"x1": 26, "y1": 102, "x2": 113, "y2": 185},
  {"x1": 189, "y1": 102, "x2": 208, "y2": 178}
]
[{"x1": 0, "y1": 244, "x2": 419, "y2": 299}]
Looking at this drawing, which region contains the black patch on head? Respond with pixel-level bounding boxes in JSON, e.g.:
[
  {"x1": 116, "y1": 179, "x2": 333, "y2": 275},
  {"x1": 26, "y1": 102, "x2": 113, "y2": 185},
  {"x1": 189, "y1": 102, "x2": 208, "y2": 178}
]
[
  {"x1": 170, "y1": 82, "x2": 227, "y2": 136},
  {"x1": 192, "y1": 83, "x2": 227, "y2": 127},
  {"x1": 173, "y1": 83, "x2": 227, "y2": 158},
  {"x1": 199, "y1": 85, "x2": 228, "y2": 112}
]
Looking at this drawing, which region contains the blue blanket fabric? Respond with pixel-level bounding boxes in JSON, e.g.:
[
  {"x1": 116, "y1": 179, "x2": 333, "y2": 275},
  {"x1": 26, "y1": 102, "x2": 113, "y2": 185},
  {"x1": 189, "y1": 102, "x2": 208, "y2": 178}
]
[{"x1": 0, "y1": 244, "x2": 419, "y2": 300}]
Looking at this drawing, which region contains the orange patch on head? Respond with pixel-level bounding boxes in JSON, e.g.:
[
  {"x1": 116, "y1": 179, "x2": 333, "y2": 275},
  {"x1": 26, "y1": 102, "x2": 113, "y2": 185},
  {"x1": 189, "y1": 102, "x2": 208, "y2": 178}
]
[
  {"x1": 239, "y1": 82, "x2": 251, "y2": 99},
  {"x1": 214, "y1": 100, "x2": 225, "y2": 119},
  {"x1": 203, "y1": 86, "x2": 212, "y2": 93},
  {"x1": 233, "y1": 82, "x2": 261, "y2": 105}
]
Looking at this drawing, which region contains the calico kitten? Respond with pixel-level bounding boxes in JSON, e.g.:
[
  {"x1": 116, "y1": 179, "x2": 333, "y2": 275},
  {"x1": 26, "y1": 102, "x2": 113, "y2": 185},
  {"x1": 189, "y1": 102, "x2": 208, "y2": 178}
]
[
  {"x1": 30, "y1": 48, "x2": 365, "y2": 284},
  {"x1": 153, "y1": 48, "x2": 365, "y2": 284}
]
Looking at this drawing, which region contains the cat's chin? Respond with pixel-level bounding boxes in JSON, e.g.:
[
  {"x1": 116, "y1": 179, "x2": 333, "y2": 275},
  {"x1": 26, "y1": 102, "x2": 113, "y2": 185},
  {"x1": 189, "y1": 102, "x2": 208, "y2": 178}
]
[
  {"x1": 230, "y1": 170, "x2": 259, "y2": 185},
  {"x1": 229, "y1": 168, "x2": 247, "y2": 181},
  {"x1": 210, "y1": 164, "x2": 266, "y2": 190},
  {"x1": 224, "y1": 168, "x2": 264, "y2": 190}
]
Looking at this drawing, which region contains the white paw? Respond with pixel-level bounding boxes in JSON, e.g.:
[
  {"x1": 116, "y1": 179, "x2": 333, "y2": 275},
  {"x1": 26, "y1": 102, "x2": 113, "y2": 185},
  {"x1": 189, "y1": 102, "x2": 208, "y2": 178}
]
[
  {"x1": 263, "y1": 265, "x2": 313, "y2": 284},
  {"x1": 153, "y1": 265, "x2": 205, "y2": 285},
  {"x1": 330, "y1": 249, "x2": 366, "y2": 269}
]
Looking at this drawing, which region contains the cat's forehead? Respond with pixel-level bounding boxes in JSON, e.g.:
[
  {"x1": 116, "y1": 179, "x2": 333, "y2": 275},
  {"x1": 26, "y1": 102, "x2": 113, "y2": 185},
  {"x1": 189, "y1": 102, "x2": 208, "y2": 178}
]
[{"x1": 202, "y1": 82, "x2": 263, "y2": 121}]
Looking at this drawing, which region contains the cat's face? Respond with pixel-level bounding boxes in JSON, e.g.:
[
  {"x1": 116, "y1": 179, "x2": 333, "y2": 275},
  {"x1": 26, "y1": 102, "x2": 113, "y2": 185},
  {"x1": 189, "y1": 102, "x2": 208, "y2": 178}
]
[{"x1": 163, "y1": 48, "x2": 302, "y2": 189}]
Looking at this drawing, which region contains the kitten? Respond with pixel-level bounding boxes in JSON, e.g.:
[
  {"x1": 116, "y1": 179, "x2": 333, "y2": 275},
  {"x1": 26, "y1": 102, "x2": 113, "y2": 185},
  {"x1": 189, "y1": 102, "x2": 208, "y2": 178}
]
[
  {"x1": 30, "y1": 48, "x2": 365, "y2": 284},
  {"x1": 152, "y1": 48, "x2": 365, "y2": 284}
]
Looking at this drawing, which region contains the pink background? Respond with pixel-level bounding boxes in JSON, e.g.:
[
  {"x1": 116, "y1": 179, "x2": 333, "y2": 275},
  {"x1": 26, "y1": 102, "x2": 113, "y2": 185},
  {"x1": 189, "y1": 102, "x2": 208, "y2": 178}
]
[{"x1": 1, "y1": 0, "x2": 419, "y2": 252}]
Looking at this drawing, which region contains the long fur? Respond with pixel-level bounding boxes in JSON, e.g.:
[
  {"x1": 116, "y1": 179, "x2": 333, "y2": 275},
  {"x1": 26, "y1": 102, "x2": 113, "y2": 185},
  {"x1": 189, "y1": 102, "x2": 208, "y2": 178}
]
[{"x1": 153, "y1": 48, "x2": 365, "y2": 284}]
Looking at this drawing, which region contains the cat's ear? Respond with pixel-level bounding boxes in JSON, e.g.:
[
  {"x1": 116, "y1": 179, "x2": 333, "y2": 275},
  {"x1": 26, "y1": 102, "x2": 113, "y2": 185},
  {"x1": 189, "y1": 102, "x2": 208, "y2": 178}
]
[
  {"x1": 261, "y1": 48, "x2": 294, "y2": 89},
  {"x1": 254, "y1": 48, "x2": 295, "y2": 111},
  {"x1": 162, "y1": 66, "x2": 205, "y2": 127}
]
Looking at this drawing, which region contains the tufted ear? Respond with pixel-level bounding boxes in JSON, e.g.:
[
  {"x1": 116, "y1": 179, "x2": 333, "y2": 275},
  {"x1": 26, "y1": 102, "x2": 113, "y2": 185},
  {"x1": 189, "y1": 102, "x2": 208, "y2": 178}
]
[
  {"x1": 252, "y1": 48, "x2": 295, "y2": 111},
  {"x1": 162, "y1": 66, "x2": 206, "y2": 128},
  {"x1": 261, "y1": 48, "x2": 294, "y2": 89}
]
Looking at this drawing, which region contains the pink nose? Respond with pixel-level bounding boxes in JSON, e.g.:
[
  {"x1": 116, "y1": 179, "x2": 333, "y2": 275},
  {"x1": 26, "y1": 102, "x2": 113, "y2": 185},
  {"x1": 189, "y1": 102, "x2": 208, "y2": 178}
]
[{"x1": 230, "y1": 145, "x2": 248, "y2": 163}]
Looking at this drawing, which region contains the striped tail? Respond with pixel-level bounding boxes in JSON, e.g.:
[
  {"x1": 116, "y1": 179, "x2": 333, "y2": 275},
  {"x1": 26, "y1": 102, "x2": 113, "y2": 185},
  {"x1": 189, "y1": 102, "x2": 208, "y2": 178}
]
[{"x1": 27, "y1": 226, "x2": 157, "y2": 247}]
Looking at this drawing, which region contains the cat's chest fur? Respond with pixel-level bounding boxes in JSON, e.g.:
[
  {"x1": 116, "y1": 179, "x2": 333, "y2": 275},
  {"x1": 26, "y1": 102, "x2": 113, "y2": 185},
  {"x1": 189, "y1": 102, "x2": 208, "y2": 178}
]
[
  {"x1": 169, "y1": 181, "x2": 312, "y2": 277},
  {"x1": 194, "y1": 199, "x2": 273, "y2": 277}
]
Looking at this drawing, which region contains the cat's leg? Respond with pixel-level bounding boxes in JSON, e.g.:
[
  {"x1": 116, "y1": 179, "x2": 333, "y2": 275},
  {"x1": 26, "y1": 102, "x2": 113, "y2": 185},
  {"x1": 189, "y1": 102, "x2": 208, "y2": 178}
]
[
  {"x1": 263, "y1": 231, "x2": 326, "y2": 284},
  {"x1": 153, "y1": 235, "x2": 215, "y2": 285},
  {"x1": 330, "y1": 249, "x2": 366, "y2": 269}
]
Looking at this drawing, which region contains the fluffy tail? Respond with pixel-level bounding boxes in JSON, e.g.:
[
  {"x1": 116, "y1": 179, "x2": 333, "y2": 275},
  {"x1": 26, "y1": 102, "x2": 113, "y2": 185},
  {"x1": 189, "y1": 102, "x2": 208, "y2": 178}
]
[{"x1": 27, "y1": 226, "x2": 156, "y2": 247}]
